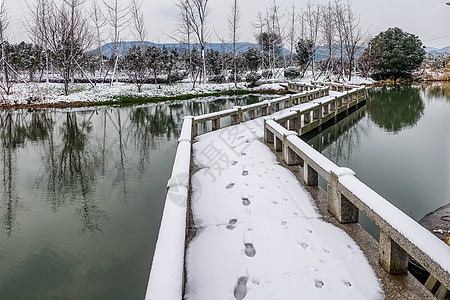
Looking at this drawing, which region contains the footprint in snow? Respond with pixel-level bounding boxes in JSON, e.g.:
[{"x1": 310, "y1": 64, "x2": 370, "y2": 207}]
[
  {"x1": 242, "y1": 170, "x2": 249, "y2": 176},
  {"x1": 234, "y1": 276, "x2": 248, "y2": 300},
  {"x1": 232, "y1": 160, "x2": 238, "y2": 166},
  {"x1": 305, "y1": 228, "x2": 313, "y2": 234},
  {"x1": 272, "y1": 200, "x2": 278, "y2": 205},
  {"x1": 322, "y1": 247, "x2": 330, "y2": 254},
  {"x1": 343, "y1": 281, "x2": 352, "y2": 287},
  {"x1": 299, "y1": 242, "x2": 308, "y2": 249},
  {"x1": 281, "y1": 220, "x2": 288, "y2": 228},
  {"x1": 315, "y1": 280, "x2": 324, "y2": 289},
  {"x1": 244, "y1": 243, "x2": 256, "y2": 257},
  {"x1": 226, "y1": 183, "x2": 235, "y2": 189},
  {"x1": 244, "y1": 230, "x2": 256, "y2": 257},
  {"x1": 226, "y1": 219, "x2": 238, "y2": 230},
  {"x1": 242, "y1": 197, "x2": 251, "y2": 206},
  {"x1": 241, "y1": 152, "x2": 247, "y2": 156}
]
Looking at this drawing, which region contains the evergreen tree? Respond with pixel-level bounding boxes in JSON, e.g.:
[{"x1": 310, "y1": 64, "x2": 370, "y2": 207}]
[
  {"x1": 295, "y1": 38, "x2": 314, "y2": 75},
  {"x1": 146, "y1": 45, "x2": 162, "y2": 84},
  {"x1": 243, "y1": 47, "x2": 261, "y2": 72},
  {"x1": 122, "y1": 45, "x2": 149, "y2": 92},
  {"x1": 366, "y1": 27, "x2": 426, "y2": 79}
]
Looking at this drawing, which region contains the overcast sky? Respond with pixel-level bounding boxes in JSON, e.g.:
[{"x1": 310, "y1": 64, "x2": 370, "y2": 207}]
[{"x1": 4, "y1": 0, "x2": 450, "y2": 49}]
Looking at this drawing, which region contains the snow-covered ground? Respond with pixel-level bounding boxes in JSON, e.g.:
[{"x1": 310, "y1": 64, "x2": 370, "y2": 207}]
[
  {"x1": 185, "y1": 101, "x2": 383, "y2": 299},
  {"x1": 0, "y1": 74, "x2": 374, "y2": 106}
]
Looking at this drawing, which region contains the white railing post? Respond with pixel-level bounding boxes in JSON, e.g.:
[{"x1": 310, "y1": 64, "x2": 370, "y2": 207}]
[
  {"x1": 327, "y1": 170, "x2": 359, "y2": 224},
  {"x1": 379, "y1": 231, "x2": 408, "y2": 275}
]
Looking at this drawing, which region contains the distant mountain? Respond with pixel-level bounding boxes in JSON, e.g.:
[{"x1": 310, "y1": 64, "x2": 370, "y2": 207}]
[
  {"x1": 92, "y1": 41, "x2": 262, "y2": 58},
  {"x1": 424, "y1": 46, "x2": 450, "y2": 55}
]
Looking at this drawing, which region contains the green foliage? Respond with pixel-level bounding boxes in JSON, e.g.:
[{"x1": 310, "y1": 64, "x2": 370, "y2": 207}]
[
  {"x1": 284, "y1": 67, "x2": 300, "y2": 79},
  {"x1": 122, "y1": 45, "x2": 149, "y2": 92},
  {"x1": 243, "y1": 47, "x2": 261, "y2": 72},
  {"x1": 295, "y1": 38, "x2": 313, "y2": 72},
  {"x1": 368, "y1": 86, "x2": 424, "y2": 132},
  {"x1": 367, "y1": 27, "x2": 426, "y2": 79},
  {"x1": 245, "y1": 72, "x2": 261, "y2": 84}
]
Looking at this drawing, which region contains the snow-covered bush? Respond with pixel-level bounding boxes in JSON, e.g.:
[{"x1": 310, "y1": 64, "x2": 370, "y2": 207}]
[
  {"x1": 284, "y1": 67, "x2": 301, "y2": 79},
  {"x1": 209, "y1": 74, "x2": 226, "y2": 83},
  {"x1": 171, "y1": 71, "x2": 187, "y2": 83},
  {"x1": 246, "y1": 72, "x2": 261, "y2": 85}
]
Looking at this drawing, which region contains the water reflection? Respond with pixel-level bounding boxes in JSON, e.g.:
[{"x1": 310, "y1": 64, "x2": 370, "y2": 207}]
[
  {"x1": 305, "y1": 106, "x2": 368, "y2": 164},
  {"x1": 311, "y1": 84, "x2": 450, "y2": 240},
  {"x1": 368, "y1": 86, "x2": 424, "y2": 133},
  {"x1": 0, "y1": 113, "x2": 25, "y2": 236},
  {"x1": 421, "y1": 82, "x2": 450, "y2": 101},
  {"x1": 0, "y1": 94, "x2": 273, "y2": 300}
]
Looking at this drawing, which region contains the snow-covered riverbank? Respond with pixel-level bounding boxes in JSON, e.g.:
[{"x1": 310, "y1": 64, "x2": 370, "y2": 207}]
[{"x1": 0, "y1": 75, "x2": 374, "y2": 109}]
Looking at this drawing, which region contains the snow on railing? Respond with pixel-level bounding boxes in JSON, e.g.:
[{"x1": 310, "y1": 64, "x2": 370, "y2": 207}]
[
  {"x1": 145, "y1": 116, "x2": 193, "y2": 300},
  {"x1": 145, "y1": 82, "x2": 369, "y2": 299},
  {"x1": 191, "y1": 86, "x2": 330, "y2": 137},
  {"x1": 263, "y1": 93, "x2": 450, "y2": 291}
]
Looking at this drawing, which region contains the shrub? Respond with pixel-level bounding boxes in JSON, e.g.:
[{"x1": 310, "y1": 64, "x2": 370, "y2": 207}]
[
  {"x1": 284, "y1": 67, "x2": 301, "y2": 79},
  {"x1": 245, "y1": 72, "x2": 261, "y2": 84}
]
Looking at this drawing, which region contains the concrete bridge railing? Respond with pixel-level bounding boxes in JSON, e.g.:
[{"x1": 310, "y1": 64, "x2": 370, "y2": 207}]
[
  {"x1": 264, "y1": 116, "x2": 450, "y2": 292},
  {"x1": 145, "y1": 116, "x2": 193, "y2": 300},
  {"x1": 192, "y1": 86, "x2": 330, "y2": 138},
  {"x1": 273, "y1": 87, "x2": 366, "y2": 136}
]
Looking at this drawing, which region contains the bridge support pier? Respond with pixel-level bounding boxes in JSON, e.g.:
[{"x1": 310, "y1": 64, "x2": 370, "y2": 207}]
[
  {"x1": 327, "y1": 172, "x2": 359, "y2": 224},
  {"x1": 212, "y1": 118, "x2": 220, "y2": 131},
  {"x1": 264, "y1": 120, "x2": 274, "y2": 144},
  {"x1": 288, "y1": 118, "x2": 298, "y2": 131},
  {"x1": 379, "y1": 231, "x2": 408, "y2": 275},
  {"x1": 231, "y1": 107, "x2": 241, "y2": 125},
  {"x1": 304, "y1": 163, "x2": 318, "y2": 186},
  {"x1": 274, "y1": 136, "x2": 282, "y2": 152},
  {"x1": 304, "y1": 112, "x2": 311, "y2": 124}
]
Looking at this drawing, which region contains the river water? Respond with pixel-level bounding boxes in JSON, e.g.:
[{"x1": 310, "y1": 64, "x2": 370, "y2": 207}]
[
  {"x1": 1, "y1": 84, "x2": 449, "y2": 298},
  {"x1": 305, "y1": 83, "x2": 450, "y2": 239},
  {"x1": 0, "y1": 94, "x2": 270, "y2": 299}
]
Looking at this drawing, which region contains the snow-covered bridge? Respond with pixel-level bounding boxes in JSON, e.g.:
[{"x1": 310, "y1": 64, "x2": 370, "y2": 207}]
[{"x1": 146, "y1": 82, "x2": 450, "y2": 300}]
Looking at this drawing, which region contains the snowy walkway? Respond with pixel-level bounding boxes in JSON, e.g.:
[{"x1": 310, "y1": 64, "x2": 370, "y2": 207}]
[{"x1": 185, "y1": 102, "x2": 384, "y2": 299}]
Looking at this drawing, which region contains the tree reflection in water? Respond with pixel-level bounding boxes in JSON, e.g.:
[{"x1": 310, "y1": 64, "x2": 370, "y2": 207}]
[
  {"x1": 367, "y1": 86, "x2": 424, "y2": 133},
  {"x1": 0, "y1": 95, "x2": 271, "y2": 237},
  {"x1": 421, "y1": 82, "x2": 450, "y2": 101},
  {"x1": 0, "y1": 113, "x2": 24, "y2": 237},
  {"x1": 128, "y1": 106, "x2": 178, "y2": 175},
  {"x1": 306, "y1": 106, "x2": 368, "y2": 165}
]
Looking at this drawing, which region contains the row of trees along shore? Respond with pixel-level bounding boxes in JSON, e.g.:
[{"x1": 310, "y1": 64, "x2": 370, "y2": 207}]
[{"x1": 0, "y1": 0, "x2": 433, "y2": 96}]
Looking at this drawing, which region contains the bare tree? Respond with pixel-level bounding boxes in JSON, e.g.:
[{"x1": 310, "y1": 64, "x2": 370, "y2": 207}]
[
  {"x1": 269, "y1": 1, "x2": 286, "y2": 71},
  {"x1": 26, "y1": 0, "x2": 51, "y2": 83},
  {"x1": 287, "y1": 2, "x2": 297, "y2": 67},
  {"x1": 175, "y1": 0, "x2": 194, "y2": 87},
  {"x1": 184, "y1": 0, "x2": 209, "y2": 85},
  {"x1": 253, "y1": 12, "x2": 265, "y2": 71},
  {"x1": 334, "y1": 0, "x2": 346, "y2": 81},
  {"x1": 342, "y1": 0, "x2": 364, "y2": 81},
  {"x1": 90, "y1": 1, "x2": 106, "y2": 79},
  {"x1": 130, "y1": 0, "x2": 147, "y2": 46},
  {"x1": 30, "y1": 0, "x2": 91, "y2": 95},
  {"x1": 217, "y1": 0, "x2": 240, "y2": 87},
  {"x1": 103, "y1": 0, "x2": 130, "y2": 84},
  {"x1": 229, "y1": 0, "x2": 240, "y2": 87},
  {"x1": 320, "y1": 1, "x2": 336, "y2": 78},
  {"x1": 0, "y1": 1, "x2": 12, "y2": 95},
  {"x1": 304, "y1": 1, "x2": 320, "y2": 79}
]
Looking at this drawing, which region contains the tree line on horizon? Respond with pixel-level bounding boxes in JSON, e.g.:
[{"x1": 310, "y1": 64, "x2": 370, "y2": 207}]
[{"x1": 0, "y1": 0, "x2": 436, "y2": 97}]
